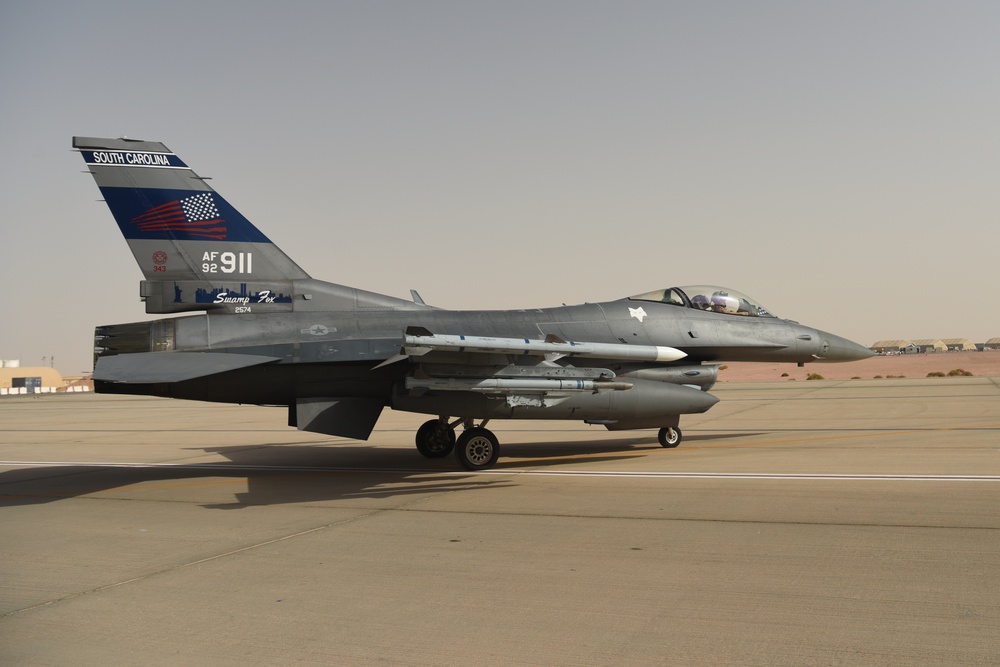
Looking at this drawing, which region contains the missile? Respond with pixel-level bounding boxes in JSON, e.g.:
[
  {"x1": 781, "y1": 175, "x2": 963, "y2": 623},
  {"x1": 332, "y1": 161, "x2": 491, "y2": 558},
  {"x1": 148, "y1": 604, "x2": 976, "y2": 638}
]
[
  {"x1": 405, "y1": 376, "x2": 634, "y2": 393},
  {"x1": 401, "y1": 333, "x2": 687, "y2": 363}
]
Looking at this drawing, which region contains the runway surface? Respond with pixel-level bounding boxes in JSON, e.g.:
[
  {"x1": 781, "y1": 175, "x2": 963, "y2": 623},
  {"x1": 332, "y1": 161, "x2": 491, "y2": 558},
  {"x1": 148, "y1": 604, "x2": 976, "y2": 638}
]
[{"x1": 2, "y1": 377, "x2": 999, "y2": 665}]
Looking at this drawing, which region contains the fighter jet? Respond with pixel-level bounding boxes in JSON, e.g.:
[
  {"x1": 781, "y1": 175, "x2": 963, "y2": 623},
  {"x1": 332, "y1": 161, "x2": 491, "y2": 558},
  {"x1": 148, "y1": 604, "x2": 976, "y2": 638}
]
[{"x1": 75, "y1": 136, "x2": 872, "y2": 470}]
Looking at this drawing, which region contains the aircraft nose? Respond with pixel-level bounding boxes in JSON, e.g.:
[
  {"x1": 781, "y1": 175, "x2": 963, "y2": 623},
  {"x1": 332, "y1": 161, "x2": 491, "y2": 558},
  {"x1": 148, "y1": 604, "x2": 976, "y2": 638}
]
[
  {"x1": 687, "y1": 387, "x2": 721, "y2": 413},
  {"x1": 812, "y1": 330, "x2": 874, "y2": 362}
]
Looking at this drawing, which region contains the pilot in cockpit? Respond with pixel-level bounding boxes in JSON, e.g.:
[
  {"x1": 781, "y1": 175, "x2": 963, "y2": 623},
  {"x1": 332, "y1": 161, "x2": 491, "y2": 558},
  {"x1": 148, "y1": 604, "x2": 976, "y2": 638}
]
[{"x1": 711, "y1": 292, "x2": 740, "y2": 314}]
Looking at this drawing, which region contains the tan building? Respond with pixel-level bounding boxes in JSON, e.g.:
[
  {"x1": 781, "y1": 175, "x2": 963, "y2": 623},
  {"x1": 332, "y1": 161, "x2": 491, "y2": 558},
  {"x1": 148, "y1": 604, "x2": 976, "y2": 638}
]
[
  {"x1": 910, "y1": 339, "x2": 947, "y2": 353},
  {"x1": 985, "y1": 338, "x2": 1000, "y2": 351},
  {"x1": 871, "y1": 340, "x2": 917, "y2": 354},
  {"x1": 0, "y1": 365, "x2": 66, "y2": 395},
  {"x1": 940, "y1": 338, "x2": 977, "y2": 352}
]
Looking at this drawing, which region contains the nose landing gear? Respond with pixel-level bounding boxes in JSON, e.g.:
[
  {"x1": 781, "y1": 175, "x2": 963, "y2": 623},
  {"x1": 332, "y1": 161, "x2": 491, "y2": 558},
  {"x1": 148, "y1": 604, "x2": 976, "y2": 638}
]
[{"x1": 657, "y1": 426, "x2": 682, "y2": 448}]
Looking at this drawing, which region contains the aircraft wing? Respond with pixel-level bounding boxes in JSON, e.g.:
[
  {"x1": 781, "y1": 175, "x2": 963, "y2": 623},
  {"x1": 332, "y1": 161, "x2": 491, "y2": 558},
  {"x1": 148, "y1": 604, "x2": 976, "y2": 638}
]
[{"x1": 94, "y1": 352, "x2": 281, "y2": 383}]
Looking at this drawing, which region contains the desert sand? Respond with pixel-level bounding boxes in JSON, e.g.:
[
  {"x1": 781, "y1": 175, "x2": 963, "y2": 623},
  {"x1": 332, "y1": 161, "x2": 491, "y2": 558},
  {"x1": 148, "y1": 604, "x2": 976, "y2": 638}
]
[{"x1": 717, "y1": 349, "x2": 1000, "y2": 382}]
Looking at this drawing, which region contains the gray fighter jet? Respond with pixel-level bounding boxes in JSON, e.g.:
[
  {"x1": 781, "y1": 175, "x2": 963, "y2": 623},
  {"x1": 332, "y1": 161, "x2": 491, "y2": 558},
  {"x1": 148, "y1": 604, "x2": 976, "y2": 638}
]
[{"x1": 75, "y1": 136, "x2": 872, "y2": 470}]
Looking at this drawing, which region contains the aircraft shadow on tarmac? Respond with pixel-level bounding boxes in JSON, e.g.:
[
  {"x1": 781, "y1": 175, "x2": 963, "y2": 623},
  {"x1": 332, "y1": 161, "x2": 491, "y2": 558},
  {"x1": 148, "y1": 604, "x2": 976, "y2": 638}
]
[
  {"x1": 491, "y1": 431, "x2": 757, "y2": 466},
  {"x1": 0, "y1": 432, "x2": 758, "y2": 510},
  {"x1": 0, "y1": 456, "x2": 511, "y2": 510}
]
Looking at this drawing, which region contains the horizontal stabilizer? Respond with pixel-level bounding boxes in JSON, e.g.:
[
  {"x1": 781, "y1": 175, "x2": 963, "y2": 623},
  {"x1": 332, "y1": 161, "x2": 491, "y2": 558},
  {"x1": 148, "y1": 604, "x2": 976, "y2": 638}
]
[{"x1": 94, "y1": 352, "x2": 280, "y2": 383}]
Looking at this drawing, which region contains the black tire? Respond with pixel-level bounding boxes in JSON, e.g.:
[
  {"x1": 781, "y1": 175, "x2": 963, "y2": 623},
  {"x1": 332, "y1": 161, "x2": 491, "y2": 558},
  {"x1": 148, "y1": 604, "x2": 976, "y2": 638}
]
[
  {"x1": 657, "y1": 426, "x2": 682, "y2": 448},
  {"x1": 415, "y1": 420, "x2": 456, "y2": 458},
  {"x1": 455, "y1": 427, "x2": 500, "y2": 470}
]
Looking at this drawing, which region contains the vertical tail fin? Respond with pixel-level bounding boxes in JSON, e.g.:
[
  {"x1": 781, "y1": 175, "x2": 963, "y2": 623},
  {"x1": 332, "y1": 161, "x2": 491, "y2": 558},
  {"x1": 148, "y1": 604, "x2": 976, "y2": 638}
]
[{"x1": 74, "y1": 136, "x2": 309, "y2": 313}]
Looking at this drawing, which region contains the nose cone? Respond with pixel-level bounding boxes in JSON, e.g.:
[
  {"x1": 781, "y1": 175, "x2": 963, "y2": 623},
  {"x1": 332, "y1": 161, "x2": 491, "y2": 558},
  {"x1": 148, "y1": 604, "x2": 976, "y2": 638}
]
[
  {"x1": 813, "y1": 330, "x2": 874, "y2": 363},
  {"x1": 656, "y1": 382, "x2": 720, "y2": 414},
  {"x1": 687, "y1": 388, "x2": 721, "y2": 414}
]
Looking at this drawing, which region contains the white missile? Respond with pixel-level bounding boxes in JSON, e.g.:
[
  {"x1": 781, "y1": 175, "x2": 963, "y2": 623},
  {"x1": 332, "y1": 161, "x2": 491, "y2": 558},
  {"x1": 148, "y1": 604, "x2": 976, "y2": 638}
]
[
  {"x1": 402, "y1": 333, "x2": 687, "y2": 363},
  {"x1": 405, "y1": 377, "x2": 634, "y2": 393}
]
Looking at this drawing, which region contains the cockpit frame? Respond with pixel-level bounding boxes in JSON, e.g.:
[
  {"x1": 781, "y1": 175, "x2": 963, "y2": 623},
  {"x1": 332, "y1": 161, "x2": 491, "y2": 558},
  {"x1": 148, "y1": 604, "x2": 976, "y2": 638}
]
[{"x1": 629, "y1": 285, "x2": 776, "y2": 318}]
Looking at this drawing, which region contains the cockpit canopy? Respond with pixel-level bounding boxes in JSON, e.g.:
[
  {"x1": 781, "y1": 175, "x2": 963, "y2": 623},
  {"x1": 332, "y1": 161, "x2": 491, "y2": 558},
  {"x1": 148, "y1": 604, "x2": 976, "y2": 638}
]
[{"x1": 629, "y1": 285, "x2": 777, "y2": 318}]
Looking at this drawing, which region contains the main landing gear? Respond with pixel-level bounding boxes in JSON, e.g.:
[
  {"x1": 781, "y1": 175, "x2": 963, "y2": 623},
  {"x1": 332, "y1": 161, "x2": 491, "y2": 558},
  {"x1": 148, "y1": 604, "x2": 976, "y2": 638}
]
[
  {"x1": 415, "y1": 418, "x2": 500, "y2": 471},
  {"x1": 414, "y1": 419, "x2": 456, "y2": 458},
  {"x1": 415, "y1": 418, "x2": 684, "y2": 470}
]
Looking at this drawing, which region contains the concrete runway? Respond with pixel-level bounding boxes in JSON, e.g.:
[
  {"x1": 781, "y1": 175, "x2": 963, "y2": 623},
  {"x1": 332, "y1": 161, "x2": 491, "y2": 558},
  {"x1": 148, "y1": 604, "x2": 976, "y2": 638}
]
[{"x1": 2, "y1": 377, "x2": 999, "y2": 665}]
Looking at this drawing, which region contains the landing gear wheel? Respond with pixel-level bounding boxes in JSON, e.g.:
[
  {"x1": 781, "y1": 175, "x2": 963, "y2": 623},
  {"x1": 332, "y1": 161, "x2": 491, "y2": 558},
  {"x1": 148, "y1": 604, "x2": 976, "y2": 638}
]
[
  {"x1": 658, "y1": 426, "x2": 682, "y2": 448},
  {"x1": 415, "y1": 420, "x2": 456, "y2": 458},
  {"x1": 455, "y1": 427, "x2": 500, "y2": 471}
]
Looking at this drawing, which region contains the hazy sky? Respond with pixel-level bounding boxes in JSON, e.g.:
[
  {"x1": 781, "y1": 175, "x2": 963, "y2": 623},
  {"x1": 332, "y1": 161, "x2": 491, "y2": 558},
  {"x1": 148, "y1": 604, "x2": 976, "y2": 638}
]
[{"x1": 2, "y1": 1, "x2": 997, "y2": 374}]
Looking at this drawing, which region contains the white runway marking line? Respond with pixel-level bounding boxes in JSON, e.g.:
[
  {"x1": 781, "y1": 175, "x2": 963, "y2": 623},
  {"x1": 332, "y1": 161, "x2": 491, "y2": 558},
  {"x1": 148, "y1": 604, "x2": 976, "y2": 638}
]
[
  {"x1": 1, "y1": 461, "x2": 999, "y2": 482},
  {"x1": 488, "y1": 471, "x2": 1000, "y2": 481}
]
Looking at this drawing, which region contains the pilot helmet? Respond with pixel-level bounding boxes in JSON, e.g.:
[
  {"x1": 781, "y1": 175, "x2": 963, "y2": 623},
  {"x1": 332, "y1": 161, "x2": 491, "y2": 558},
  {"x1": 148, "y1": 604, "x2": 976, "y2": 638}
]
[
  {"x1": 711, "y1": 292, "x2": 738, "y2": 313},
  {"x1": 691, "y1": 294, "x2": 711, "y2": 310}
]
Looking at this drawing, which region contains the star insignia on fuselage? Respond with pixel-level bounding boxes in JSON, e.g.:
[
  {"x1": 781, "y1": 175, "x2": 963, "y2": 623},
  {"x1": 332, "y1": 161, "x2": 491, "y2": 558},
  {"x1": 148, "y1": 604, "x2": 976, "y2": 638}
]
[
  {"x1": 301, "y1": 324, "x2": 330, "y2": 336},
  {"x1": 628, "y1": 306, "x2": 648, "y2": 322}
]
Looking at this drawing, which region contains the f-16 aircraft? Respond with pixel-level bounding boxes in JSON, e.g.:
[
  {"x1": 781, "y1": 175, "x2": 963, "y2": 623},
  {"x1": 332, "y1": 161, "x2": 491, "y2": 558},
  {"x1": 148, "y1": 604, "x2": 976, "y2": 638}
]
[{"x1": 75, "y1": 136, "x2": 872, "y2": 470}]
